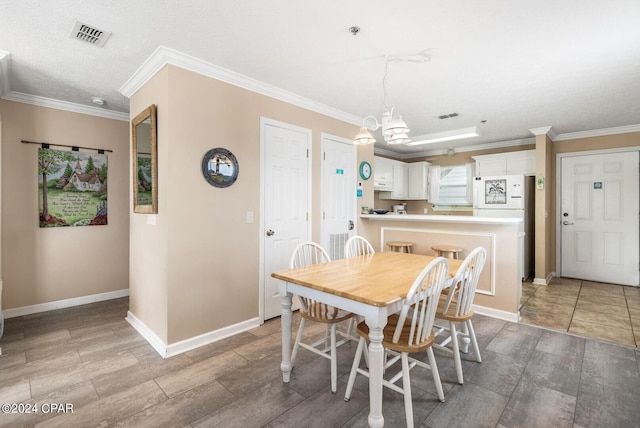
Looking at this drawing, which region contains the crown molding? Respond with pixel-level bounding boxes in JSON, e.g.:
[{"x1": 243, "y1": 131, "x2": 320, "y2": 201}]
[
  {"x1": 0, "y1": 50, "x2": 10, "y2": 97},
  {"x1": 554, "y1": 124, "x2": 640, "y2": 141},
  {"x1": 529, "y1": 126, "x2": 555, "y2": 140},
  {"x1": 1, "y1": 91, "x2": 129, "y2": 121},
  {"x1": 119, "y1": 45, "x2": 362, "y2": 127}
]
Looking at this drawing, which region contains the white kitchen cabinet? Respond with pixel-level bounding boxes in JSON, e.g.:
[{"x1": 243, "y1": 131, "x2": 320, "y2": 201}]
[
  {"x1": 407, "y1": 162, "x2": 430, "y2": 200},
  {"x1": 473, "y1": 150, "x2": 536, "y2": 176},
  {"x1": 375, "y1": 157, "x2": 430, "y2": 200},
  {"x1": 390, "y1": 160, "x2": 408, "y2": 199},
  {"x1": 506, "y1": 152, "x2": 536, "y2": 175},
  {"x1": 373, "y1": 156, "x2": 394, "y2": 190},
  {"x1": 378, "y1": 158, "x2": 407, "y2": 199}
]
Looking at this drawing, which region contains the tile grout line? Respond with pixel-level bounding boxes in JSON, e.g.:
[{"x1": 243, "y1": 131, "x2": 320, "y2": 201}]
[
  {"x1": 566, "y1": 281, "x2": 583, "y2": 334},
  {"x1": 624, "y1": 287, "x2": 638, "y2": 348}
]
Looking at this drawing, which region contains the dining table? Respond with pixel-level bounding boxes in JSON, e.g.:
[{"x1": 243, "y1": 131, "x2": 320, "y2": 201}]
[{"x1": 271, "y1": 251, "x2": 462, "y2": 427}]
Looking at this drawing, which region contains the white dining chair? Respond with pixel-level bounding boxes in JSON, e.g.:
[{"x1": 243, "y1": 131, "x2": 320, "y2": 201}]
[
  {"x1": 433, "y1": 246, "x2": 487, "y2": 384},
  {"x1": 344, "y1": 235, "x2": 375, "y2": 258},
  {"x1": 344, "y1": 257, "x2": 450, "y2": 428},
  {"x1": 289, "y1": 241, "x2": 355, "y2": 393}
]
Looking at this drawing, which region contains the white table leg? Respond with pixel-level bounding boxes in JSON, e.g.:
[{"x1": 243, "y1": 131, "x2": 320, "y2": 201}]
[
  {"x1": 280, "y1": 284, "x2": 293, "y2": 383},
  {"x1": 366, "y1": 314, "x2": 387, "y2": 428}
]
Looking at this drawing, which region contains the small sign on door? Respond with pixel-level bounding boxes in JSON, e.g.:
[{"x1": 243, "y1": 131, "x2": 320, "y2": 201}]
[{"x1": 594, "y1": 182, "x2": 602, "y2": 189}]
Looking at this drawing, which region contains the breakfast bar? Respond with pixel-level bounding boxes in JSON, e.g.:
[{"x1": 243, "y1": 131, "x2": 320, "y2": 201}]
[{"x1": 358, "y1": 213, "x2": 523, "y2": 322}]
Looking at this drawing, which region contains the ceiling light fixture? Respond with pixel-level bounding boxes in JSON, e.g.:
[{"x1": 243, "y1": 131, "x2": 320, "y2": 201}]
[
  {"x1": 405, "y1": 126, "x2": 480, "y2": 146},
  {"x1": 354, "y1": 54, "x2": 429, "y2": 145}
]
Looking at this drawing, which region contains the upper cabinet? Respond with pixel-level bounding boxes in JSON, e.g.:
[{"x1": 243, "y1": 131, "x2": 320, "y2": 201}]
[
  {"x1": 375, "y1": 156, "x2": 430, "y2": 200},
  {"x1": 390, "y1": 161, "x2": 408, "y2": 199},
  {"x1": 473, "y1": 150, "x2": 536, "y2": 176},
  {"x1": 407, "y1": 162, "x2": 430, "y2": 200},
  {"x1": 373, "y1": 156, "x2": 394, "y2": 190}
]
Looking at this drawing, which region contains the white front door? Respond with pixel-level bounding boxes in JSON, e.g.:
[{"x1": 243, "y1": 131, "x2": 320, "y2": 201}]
[
  {"x1": 261, "y1": 118, "x2": 311, "y2": 320},
  {"x1": 560, "y1": 150, "x2": 639, "y2": 286},
  {"x1": 321, "y1": 134, "x2": 356, "y2": 260}
]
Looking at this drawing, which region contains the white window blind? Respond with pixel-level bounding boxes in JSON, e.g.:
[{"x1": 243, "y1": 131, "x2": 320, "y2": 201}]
[{"x1": 430, "y1": 163, "x2": 475, "y2": 207}]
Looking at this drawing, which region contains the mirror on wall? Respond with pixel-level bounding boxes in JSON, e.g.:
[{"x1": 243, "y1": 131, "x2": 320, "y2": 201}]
[{"x1": 131, "y1": 104, "x2": 158, "y2": 214}]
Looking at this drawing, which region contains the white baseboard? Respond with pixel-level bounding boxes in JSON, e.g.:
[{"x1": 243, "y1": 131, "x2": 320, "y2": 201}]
[
  {"x1": 533, "y1": 272, "x2": 555, "y2": 286},
  {"x1": 3, "y1": 289, "x2": 130, "y2": 318},
  {"x1": 126, "y1": 310, "x2": 261, "y2": 359},
  {"x1": 533, "y1": 276, "x2": 549, "y2": 286},
  {"x1": 473, "y1": 304, "x2": 520, "y2": 323},
  {"x1": 125, "y1": 311, "x2": 167, "y2": 358}
]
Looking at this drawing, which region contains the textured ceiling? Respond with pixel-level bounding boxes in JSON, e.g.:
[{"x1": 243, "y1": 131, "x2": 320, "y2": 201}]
[{"x1": 1, "y1": 0, "x2": 639, "y2": 156}]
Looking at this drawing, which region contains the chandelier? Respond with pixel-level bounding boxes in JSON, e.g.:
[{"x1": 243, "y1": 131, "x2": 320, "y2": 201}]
[{"x1": 354, "y1": 54, "x2": 429, "y2": 145}]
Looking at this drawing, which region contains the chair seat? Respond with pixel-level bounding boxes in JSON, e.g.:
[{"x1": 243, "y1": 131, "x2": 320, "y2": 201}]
[
  {"x1": 356, "y1": 314, "x2": 435, "y2": 354},
  {"x1": 300, "y1": 302, "x2": 354, "y2": 323}
]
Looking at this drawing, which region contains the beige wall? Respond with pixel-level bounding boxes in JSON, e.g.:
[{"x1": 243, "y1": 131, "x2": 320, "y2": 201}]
[
  {"x1": 129, "y1": 67, "x2": 170, "y2": 342},
  {"x1": 0, "y1": 100, "x2": 130, "y2": 309},
  {"x1": 129, "y1": 65, "x2": 361, "y2": 345}
]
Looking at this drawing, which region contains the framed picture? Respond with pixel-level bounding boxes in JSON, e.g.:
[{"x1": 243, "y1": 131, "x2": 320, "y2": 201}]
[{"x1": 484, "y1": 179, "x2": 507, "y2": 204}]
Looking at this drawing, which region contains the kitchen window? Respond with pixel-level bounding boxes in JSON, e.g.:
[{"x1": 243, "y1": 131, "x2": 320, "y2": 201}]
[{"x1": 429, "y1": 163, "x2": 474, "y2": 209}]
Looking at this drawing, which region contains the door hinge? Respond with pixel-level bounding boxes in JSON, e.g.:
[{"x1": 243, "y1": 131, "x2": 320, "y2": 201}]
[
  {"x1": 323, "y1": 152, "x2": 326, "y2": 161},
  {"x1": 306, "y1": 212, "x2": 309, "y2": 221},
  {"x1": 306, "y1": 149, "x2": 309, "y2": 158}
]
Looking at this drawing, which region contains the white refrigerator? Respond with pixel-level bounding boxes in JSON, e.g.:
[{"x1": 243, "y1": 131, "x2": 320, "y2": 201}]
[{"x1": 473, "y1": 174, "x2": 535, "y2": 281}]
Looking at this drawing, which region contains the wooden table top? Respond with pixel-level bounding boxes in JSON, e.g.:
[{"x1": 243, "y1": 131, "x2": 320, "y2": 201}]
[{"x1": 272, "y1": 252, "x2": 461, "y2": 307}]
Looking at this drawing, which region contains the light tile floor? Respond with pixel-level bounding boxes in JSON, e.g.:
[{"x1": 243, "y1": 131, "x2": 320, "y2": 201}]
[{"x1": 520, "y1": 277, "x2": 640, "y2": 348}]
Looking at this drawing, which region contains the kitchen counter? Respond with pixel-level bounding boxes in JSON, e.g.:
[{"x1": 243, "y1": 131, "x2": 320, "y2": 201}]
[
  {"x1": 361, "y1": 213, "x2": 523, "y2": 225},
  {"x1": 358, "y1": 212, "x2": 524, "y2": 322}
]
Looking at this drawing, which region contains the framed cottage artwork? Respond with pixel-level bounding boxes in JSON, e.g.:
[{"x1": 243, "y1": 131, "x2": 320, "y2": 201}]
[{"x1": 38, "y1": 147, "x2": 108, "y2": 227}]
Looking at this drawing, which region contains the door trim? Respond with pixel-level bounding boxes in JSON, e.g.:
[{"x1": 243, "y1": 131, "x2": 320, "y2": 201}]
[
  {"x1": 259, "y1": 117, "x2": 312, "y2": 323},
  {"x1": 555, "y1": 146, "x2": 640, "y2": 281}
]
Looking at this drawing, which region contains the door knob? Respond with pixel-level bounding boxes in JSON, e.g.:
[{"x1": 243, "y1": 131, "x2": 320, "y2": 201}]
[
  {"x1": 348, "y1": 220, "x2": 354, "y2": 231},
  {"x1": 562, "y1": 221, "x2": 574, "y2": 226},
  {"x1": 266, "y1": 229, "x2": 275, "y2": 236}
]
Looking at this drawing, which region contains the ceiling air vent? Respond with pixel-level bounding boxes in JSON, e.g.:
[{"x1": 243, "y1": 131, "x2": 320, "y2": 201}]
[
  {"x1": 437, "y1": 112, "x2": 459, "y2": 120},
  {"x1": 69, "y1": 20, "x2": 111, "y2": 47}
]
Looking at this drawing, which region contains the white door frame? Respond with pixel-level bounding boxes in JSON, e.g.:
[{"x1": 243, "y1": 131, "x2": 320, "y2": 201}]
[
  {"x1": 320, "y1": 133, "x2": 358, "y2": 257},
  {"x1": 259, "y1": 117, "x2": 312, "y2": 323},
  {"x1": 555, "y1": 146, "x2": 640, "y2": 280}
]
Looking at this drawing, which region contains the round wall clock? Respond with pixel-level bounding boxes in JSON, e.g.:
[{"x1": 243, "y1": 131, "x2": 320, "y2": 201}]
[
  {"x1": 359, "y1": 161, "x2": 372, "y2": 180},
  {"x1": 201, "y1": 148, "x2": 239, "y2": 188}
]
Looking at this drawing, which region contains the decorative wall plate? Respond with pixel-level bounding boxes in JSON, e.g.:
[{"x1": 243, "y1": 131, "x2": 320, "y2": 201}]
[{"x1": 202, "y1": 148, "x2": 239, "y2": 188}]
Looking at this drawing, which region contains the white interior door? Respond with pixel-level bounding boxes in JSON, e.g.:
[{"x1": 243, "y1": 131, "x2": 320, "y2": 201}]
[
  {"x1": 262, "y1": 119, "x2": 311, "y2": 320},
  {"x1": 321, "y1": 134, "x2": 356, "y2": 260},
  {"x1": 560, "y1": 151, "x2": 639, "y2": 286}
]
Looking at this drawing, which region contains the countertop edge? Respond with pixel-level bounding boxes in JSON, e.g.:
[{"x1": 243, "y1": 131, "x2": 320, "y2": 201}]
[{"x1": 360, "y1": 214, "x2": 523, "y2": 225}]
